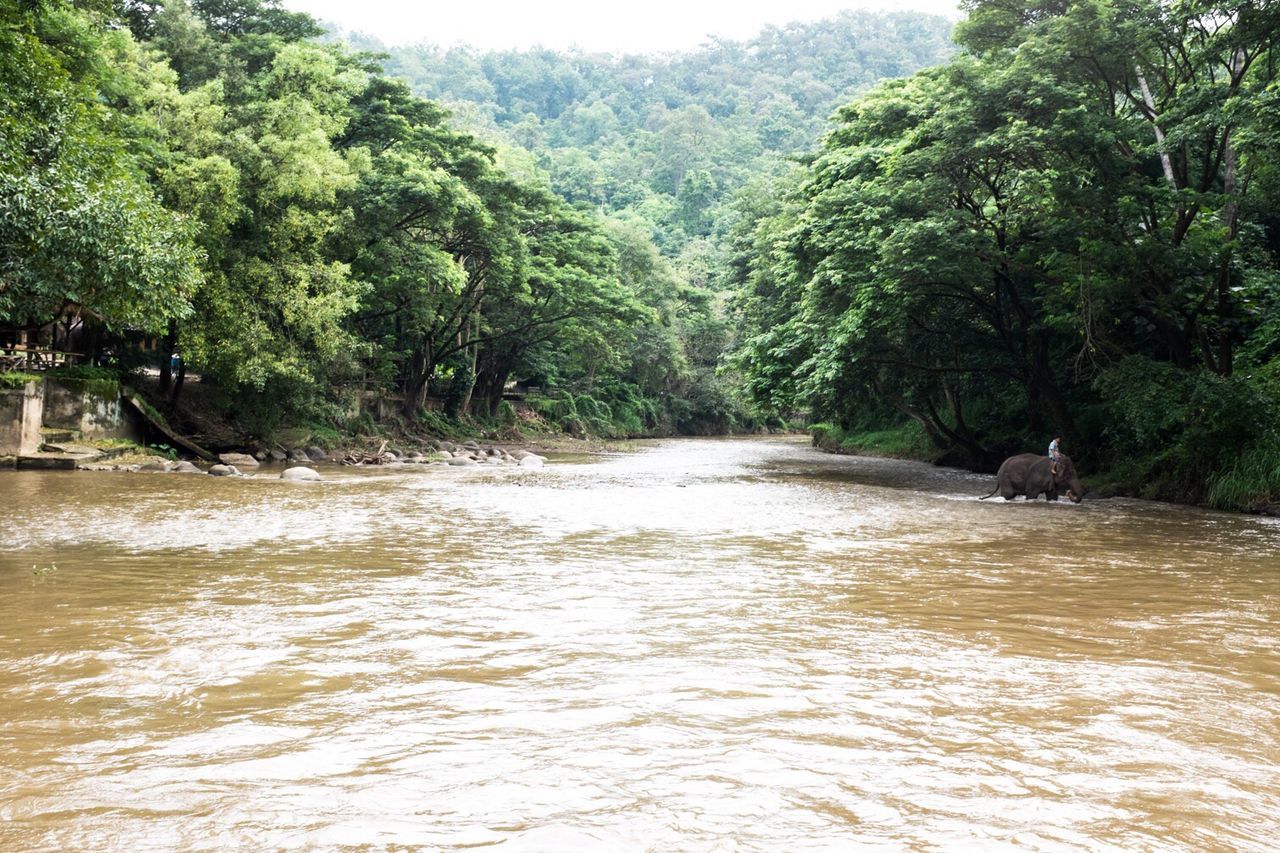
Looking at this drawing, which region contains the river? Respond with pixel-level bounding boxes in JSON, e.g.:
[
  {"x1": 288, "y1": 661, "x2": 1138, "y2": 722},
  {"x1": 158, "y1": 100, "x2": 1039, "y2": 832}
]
[{"x1": 1, "y1": 437, "x2": 1277, "y2": 850}]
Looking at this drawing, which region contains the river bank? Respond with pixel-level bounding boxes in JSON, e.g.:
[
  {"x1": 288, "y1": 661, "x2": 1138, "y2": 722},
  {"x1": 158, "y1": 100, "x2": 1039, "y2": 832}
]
[{"x1": 809, "y1": 421, "x2": 1280, "y2": 516}]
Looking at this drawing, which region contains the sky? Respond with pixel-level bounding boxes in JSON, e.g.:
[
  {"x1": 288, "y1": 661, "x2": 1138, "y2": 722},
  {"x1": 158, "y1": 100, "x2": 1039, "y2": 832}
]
[{"x1": 284, "y1": 0, "x2": 964, "y2": 54}]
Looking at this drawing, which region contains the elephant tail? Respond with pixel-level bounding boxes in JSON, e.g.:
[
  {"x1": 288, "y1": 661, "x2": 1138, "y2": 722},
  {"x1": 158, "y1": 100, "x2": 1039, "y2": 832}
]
[{"x1": 978, "y1": 483, "x2": 999, "y2": 500}]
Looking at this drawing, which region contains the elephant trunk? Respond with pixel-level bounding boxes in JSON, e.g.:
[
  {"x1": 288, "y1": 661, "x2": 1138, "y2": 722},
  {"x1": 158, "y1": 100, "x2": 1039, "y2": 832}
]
[{"x1": 1066, "y1": 476, "x2": 1085, "y2": 503}]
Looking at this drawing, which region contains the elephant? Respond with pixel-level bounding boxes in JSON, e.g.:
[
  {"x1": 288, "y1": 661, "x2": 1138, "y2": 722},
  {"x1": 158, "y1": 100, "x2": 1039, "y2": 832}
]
[{"x1": 979, "y1": 452, "x2": 1085, "y2": 503}]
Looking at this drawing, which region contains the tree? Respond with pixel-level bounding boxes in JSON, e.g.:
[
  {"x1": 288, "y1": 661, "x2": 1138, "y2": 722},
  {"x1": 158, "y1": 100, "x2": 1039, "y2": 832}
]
[{"x1": 0, "y1": 1, "x2": 200, "y2": 337}]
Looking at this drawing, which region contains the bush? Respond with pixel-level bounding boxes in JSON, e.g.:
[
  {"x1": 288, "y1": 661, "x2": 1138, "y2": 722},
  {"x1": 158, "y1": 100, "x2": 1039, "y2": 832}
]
[
  {"x1": 46, "y1": 364, "x2": 121, "y2": 398},
  {"x1": 0, "y1": 371, "x2": 41, "y2": 389},
  {"x1": 1094, "y1": 356, "x2": 1280, "y2": 505},
  {"x1": 1207, "y1": 440, "x2": 1280, "y2": 511}
]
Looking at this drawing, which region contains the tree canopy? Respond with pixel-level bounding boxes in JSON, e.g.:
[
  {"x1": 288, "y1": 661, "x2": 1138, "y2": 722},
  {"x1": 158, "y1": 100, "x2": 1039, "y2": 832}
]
[{"x1": 728, "y1": 0, "x2": 1280, "y2": 509}]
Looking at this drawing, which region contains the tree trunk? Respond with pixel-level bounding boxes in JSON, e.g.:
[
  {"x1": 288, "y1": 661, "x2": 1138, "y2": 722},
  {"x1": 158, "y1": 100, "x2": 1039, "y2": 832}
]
[
  {"x1": 170, "y1": 360, "x2": 186, "y2": 406},
  {"x1": 159, "y1": 320, "x2": 177, "y2": 398},
  {"x1": 1136, "y1": 66, "x2": 1177, "y2": 189},
  {"x1": 402, "y1": 347, "x2": 432, "y2": 418},
  {"x1": 1215, "y1": 106, "x2": 1242, "y2": 377},
  {"x1": 480, "y1": 369, "x2": 510, "y2": 417}
]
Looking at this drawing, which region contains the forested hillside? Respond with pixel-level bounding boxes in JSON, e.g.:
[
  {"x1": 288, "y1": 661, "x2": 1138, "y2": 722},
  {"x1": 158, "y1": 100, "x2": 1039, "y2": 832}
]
[
  {"x1": 1, "y1": 1, "x2": 957, "y2": 445},
  {"x1": 333, "y1": 11, "x2": 955, "y2": 436},
  {"x1": 353, "y1": 14, "x2": 955, "y2": 253},
  {"x1": 0, "y1": 0, "x2": 805, "y2": 440},
  {"x1": 727, "y1": 0, "x2": 1280, "y2": 510}
]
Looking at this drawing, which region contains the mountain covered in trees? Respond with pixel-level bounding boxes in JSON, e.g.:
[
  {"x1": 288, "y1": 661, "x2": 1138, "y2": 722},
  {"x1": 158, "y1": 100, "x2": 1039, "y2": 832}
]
[{"x1": 347, "y1": 14, "x2": 956, "y2": 253}]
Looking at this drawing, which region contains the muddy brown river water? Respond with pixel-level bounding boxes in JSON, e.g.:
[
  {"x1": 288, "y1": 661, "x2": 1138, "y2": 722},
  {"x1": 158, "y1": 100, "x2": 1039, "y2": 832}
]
[{"x1": 1, "y1": 436, "x2": 1278, "y2": 850}]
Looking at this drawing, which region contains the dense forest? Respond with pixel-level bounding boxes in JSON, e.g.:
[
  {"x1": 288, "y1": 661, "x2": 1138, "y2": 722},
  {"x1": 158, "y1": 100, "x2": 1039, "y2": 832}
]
[
  {"x1": 729, "y1": 0, "x2": 1280, "y2": 510},
  {"x1": 3, "y1": 0, "x2": 1279, "y2": 510},
  {"x1": 0, "y1": 0, "x2": 952, "y2": 443},
  {"x1": 336, "y1": 11, "x2": 957, "y2": 433}
]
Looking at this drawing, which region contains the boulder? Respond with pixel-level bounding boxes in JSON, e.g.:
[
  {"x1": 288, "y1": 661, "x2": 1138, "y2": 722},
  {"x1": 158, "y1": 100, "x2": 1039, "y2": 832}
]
[
  {"x1": 281, "y1": 466, "x2": 322, "y2": 482},
  {"x1": 407, "y1": 453, "x2": 424, "y2": 462},
  {"x1": 305, "y1": 445, "x2": 328, "y2": 461},
  {"x1": 208, "y1": 464, "x2": 236, "y2": 477},
  {"x1": 519, "y1": 454, "x2": 546, "y2": 469},
  {"x1": 219, "y1": 452, "x2": 259, "y2": 469},
  {"x1": 510, "y1": 449, "x2": 531, "y2": 460},
  {"x1": 174, "y1": 461, "x2": 202, "y2": 474},
  {"x1": 140, "y1": 460, "x2": 172, "y2": 473},
  {"x1": 287, "y1": 448, "x2": 310, "y2": 462},
  {"x1": 447, "y1": 456, "x2": 478, "y2": 466}
]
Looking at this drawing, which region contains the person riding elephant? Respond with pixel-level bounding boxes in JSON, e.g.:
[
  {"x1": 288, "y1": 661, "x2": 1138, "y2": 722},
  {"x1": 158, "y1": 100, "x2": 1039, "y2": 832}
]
[{"x1": 980, "y1": 452, "x2": 1085, "y2": 503}]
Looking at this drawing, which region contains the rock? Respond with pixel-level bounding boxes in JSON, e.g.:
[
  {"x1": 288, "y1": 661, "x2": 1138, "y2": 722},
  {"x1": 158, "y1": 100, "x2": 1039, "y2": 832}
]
[
  {"x1": 407, "y1": 453, "x2": 424, "y2": 462},
  {"x1": 287, "y1": 448, "x2": 310, "y2": 462},
  {"x1": 510, "y1": 449, "x2": 531, "y2": 460},
  {"x1": 281, "y1": 466, "x2": 322, "y2": 482},
  {"x1": 208, "y1": 464, "x2": 235, "y2": 477},
  {"x1": 174, "y1": 461, "x2": 202, "y2": 474},
  {"x1": 305, "y1": 445, "x2": 328, "y2": 461},
  {"x1": 519, "y1": 454, "x2": 546, "y2": 469},
  {"x1": 384, "y1": 451, "x2": 399, "y2": 461},
  {"x1": 447, "y1": 456, "x2": 478, "y2": 466},
  {"x1": 486, "y1": 457, "x2": 504, "y2": 465},
  {"x1": 268, "y1": 449, "x2": 287, "y2": 462},
  {"x1": 463, "y1": 441, "x2": 480, "y2": 450},
  {"x1": 219, "y1": 452, "x2": 259, "y2": 469},
  {"x1": 140, "y1": 460, "x2": 172, "y2": 473},
  {"x1": 253, "y1": 449, "x2": 268, "y2": 461}
]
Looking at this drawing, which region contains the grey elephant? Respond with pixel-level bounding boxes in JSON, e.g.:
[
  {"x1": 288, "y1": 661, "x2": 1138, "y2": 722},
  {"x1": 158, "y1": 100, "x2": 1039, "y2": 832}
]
[{"x1": 979, "y1": 452, "x2": 1085, "y2": 503}]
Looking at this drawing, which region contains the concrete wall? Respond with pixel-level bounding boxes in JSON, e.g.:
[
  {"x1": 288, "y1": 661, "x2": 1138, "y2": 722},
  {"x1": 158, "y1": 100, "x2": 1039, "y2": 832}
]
[
  {"x1": 0, "y1": 381, "x2": 44, "y2": 457},
  {"x1": 43, "y1": 379, "x2": 135, "y2": 440}
]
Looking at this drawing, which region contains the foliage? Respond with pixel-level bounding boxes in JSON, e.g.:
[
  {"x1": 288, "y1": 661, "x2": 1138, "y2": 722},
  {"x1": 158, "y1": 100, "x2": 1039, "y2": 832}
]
[
  {"x1": 45, "y1": 364, "x2": 120, "y2": 397},
  {"x1": 730, "y1": 0, "x2": 1280, "y2": 508},
  {"x1": 0, "y1": 371, "x2": 42, "y2": 389},
  {"x1": 337, "y1": 13, "x2": 958, "y2": 435},
  {"x1": 0, "y1": 1, "x2": 202, "y2": 333}
]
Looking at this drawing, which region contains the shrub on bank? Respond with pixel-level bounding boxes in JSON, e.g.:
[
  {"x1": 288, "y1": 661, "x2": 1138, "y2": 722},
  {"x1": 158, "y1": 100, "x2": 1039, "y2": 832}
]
[{"x1": 0, "y1": 371, "x2": 41, "y2": 389}]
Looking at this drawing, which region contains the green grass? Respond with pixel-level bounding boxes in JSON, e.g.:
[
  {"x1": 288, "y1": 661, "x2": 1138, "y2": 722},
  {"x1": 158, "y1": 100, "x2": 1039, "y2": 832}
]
[
  {"x1": 839, "y1": 424, "x2": 933, "y2": 457},
  {"x1": 1208, "y1": 443, "x2": 1280, "y2": 512},
  {"x1": 811, "y1": 421, "x2": 933, "y2": 459}
]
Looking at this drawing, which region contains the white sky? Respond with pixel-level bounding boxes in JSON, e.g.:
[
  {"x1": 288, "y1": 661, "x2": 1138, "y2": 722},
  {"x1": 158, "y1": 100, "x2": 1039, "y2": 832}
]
[{"x1": 285, "y1": 1, "x2": 963, "y2": 53}]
